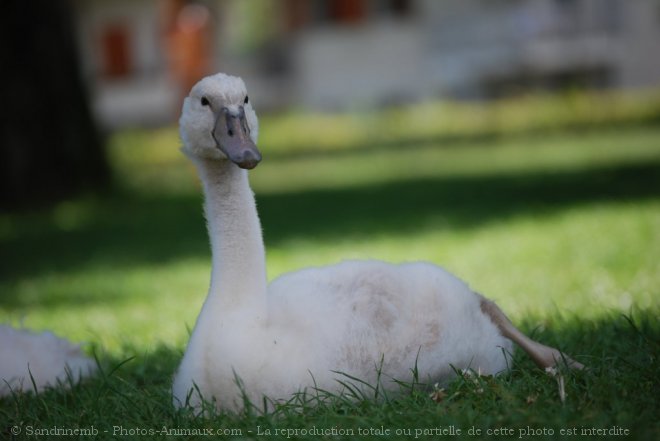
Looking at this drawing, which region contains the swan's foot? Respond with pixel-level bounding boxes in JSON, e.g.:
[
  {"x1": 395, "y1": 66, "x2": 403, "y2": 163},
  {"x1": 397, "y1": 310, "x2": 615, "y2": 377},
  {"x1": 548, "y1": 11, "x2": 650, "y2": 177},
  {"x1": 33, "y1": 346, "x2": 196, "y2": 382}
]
[
  {"x1": 524, "y1": 339, "x2": 585, "y2": 370},
  {"x1": 478, "y1": 295, "x2": 585, "y2": 371}
]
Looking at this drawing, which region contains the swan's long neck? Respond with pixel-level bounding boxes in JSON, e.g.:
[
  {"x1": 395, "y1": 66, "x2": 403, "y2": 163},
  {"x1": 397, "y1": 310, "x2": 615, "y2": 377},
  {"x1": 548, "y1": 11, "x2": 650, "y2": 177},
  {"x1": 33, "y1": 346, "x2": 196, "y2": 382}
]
[{"x1": 193, "y1": 157, "x2": 267, "y2": 317}]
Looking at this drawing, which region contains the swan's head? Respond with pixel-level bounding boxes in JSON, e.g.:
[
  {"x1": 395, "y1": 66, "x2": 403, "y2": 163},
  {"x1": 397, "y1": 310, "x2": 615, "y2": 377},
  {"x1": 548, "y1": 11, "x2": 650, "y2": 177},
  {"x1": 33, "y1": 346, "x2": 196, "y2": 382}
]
[{"x1": 180, "y1": 73, "x2": 261, "y2": 169}]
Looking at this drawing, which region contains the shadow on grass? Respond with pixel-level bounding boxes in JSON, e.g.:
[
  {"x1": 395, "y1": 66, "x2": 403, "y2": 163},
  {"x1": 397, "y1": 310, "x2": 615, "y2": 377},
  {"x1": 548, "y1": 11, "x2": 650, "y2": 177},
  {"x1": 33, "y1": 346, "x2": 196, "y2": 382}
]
[
  {"x1": 1, "y1": 194, "x2": 207, "y2": 277},
  {"x1": 258, "y1": 159, "x2": 660, "y2": 244},
  {"x1": 1, "y1": 158, "x2": 659, "y2": 307}
]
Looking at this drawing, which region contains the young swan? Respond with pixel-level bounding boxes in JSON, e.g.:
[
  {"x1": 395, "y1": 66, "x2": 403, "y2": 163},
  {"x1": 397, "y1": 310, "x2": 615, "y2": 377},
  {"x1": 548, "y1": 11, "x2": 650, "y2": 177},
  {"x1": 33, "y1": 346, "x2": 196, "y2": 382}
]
[
  {"x1": 172, "y1": 73, "x2": 583, "y2": 412},
  {"x1": 0, "y1": 325, "x2": 96, "y2": 396}
]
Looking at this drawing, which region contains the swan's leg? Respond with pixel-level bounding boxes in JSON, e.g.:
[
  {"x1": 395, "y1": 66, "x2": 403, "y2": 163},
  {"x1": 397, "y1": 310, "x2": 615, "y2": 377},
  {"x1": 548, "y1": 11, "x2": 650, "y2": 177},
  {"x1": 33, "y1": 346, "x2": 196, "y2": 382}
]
[{"x1": 478, "y1": 295, "x2": 584, "y2": 370}]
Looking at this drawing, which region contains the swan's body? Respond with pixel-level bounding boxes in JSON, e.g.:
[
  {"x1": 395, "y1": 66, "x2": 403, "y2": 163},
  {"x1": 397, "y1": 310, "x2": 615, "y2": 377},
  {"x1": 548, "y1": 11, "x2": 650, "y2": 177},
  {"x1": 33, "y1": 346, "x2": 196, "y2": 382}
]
[
  {"x1": 175, "y1": 258, "x2": 512, "y2": 409},
  {"x1": 0, "y1": 325, "x2": 96, "y2": 396},
  {"x1": 173, "y1": 73, "x2": 581, "y2": 411}
]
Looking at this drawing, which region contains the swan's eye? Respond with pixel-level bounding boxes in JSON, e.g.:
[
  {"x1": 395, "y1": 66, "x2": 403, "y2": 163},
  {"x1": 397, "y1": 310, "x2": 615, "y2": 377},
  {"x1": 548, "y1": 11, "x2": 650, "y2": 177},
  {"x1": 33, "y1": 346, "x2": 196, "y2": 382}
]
[
  {"x1": 243, "y1": 95, "x2": 249, "y2": 105},
  {"x1": 201, "y1": 97, "x2": 210, "y2": 106}
]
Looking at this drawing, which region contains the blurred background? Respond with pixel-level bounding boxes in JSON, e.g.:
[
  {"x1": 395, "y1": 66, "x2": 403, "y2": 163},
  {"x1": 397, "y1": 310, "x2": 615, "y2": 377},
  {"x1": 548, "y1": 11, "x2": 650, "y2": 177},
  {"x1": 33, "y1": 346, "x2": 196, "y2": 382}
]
[
  {"x1": 80, "y1": 0, "x2": 660, "y2": 127},
  {"x1": 1, "y1": 0, "x2": 659, "y2": 350},
  {"x1": 3, "y1": 0, "x2": 660, "y2": 206}
]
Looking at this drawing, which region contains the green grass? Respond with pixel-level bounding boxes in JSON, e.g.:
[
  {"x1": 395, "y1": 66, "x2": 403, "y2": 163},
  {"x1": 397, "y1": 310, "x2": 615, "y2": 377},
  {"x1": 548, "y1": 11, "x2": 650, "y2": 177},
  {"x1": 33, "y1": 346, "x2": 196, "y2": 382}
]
[{"x1": 1, "y1": 99, "x2": 660, "y2": 439}]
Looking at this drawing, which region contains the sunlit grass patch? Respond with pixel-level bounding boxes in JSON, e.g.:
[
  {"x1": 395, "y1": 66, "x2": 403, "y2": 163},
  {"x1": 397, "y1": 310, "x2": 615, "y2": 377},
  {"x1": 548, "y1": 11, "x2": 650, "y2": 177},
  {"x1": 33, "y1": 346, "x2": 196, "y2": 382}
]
[
  {"x1": 260, "y1": 90, "x2": 660, "y2": 156},
  {"x1": 252, "y1": 127, "x2": 660, "y2": 195}
]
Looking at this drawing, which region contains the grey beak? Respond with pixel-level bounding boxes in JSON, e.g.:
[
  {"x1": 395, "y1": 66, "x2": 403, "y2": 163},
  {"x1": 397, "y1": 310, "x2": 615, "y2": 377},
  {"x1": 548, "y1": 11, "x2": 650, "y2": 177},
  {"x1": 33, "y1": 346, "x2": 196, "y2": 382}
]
[{"x1": 212, "y1": 106, "x2": 261, "y2": 169}]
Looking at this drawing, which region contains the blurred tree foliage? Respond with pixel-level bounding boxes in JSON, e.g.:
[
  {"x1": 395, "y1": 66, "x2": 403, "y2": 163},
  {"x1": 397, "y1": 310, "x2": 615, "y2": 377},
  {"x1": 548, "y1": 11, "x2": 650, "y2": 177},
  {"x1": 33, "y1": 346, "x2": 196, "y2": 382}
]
[{"x1": 0, "y1": 0, "x2": 108, "y2": 211}]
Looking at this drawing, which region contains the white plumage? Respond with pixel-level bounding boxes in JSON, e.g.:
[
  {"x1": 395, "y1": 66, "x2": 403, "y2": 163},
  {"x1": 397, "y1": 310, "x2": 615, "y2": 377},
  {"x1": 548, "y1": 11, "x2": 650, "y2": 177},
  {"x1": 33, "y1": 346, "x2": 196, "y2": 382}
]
[
  {"x1": 0, "y1": 325, "x2": 96, "y2": 396},
  {"x1": 173, "y1": 73, "x2": 581, "y2": 412}
]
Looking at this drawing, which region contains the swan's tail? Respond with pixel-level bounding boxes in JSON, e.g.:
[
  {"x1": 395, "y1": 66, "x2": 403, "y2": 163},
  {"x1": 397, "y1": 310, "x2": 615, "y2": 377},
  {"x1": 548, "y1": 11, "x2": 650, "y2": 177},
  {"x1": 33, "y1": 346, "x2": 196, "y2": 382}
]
[{"x1": 0, "y1": 325, "x2": 97, "y2": 396}]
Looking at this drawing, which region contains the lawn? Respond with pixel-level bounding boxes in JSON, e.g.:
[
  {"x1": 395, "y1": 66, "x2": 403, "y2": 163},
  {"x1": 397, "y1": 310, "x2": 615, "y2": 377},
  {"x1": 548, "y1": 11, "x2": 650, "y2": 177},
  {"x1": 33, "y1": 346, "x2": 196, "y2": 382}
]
[{"x1": 1, "y1": 97, "x2": 659, "y2": 440}]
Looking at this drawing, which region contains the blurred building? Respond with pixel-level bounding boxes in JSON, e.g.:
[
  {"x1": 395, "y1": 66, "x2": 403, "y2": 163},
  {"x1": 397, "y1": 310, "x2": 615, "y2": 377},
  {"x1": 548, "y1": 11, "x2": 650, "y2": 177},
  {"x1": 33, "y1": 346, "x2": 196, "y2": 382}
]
[{"x1": 72, "y1": 0, "x2": 660, "y2": 129}]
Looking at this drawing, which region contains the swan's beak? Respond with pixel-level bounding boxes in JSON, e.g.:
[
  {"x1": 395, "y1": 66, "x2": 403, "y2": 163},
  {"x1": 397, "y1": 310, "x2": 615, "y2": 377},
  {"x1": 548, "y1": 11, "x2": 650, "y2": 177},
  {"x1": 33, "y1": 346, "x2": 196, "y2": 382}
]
[{"x1": 212, "y1": 106, "x2": 261, "y2": 169}]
